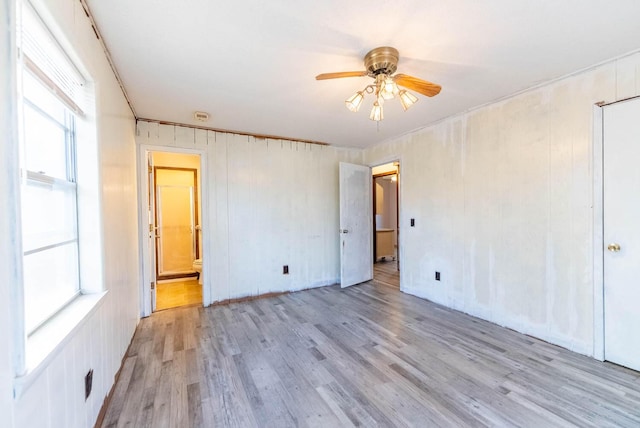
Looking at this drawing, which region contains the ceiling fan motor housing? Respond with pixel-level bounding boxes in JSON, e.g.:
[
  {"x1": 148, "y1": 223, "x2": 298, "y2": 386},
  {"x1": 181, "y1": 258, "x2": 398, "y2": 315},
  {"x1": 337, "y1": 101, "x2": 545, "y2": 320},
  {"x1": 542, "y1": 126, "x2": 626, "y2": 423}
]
[{"x1": 364, "y1": 46, "x2": 399, "y2": 77}]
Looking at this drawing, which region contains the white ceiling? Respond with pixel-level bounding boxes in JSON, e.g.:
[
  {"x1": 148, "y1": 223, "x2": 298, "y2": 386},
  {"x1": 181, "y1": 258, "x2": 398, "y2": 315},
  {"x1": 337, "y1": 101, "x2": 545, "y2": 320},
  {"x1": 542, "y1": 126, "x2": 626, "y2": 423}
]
[{"x1": 85, "y1": 0, "x2": 640, "y2": 148}]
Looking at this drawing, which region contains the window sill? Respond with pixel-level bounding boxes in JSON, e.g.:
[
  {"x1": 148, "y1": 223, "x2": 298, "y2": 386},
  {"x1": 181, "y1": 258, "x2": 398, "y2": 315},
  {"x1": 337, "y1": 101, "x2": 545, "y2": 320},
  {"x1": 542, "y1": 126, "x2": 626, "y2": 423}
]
[{"x1": 13, "y1": 290, "x2": 108, "y2": 399}]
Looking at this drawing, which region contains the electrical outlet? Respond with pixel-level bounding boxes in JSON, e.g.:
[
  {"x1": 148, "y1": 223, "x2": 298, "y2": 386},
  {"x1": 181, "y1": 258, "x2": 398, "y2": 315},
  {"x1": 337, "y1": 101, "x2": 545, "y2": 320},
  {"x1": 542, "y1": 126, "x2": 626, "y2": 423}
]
[
  {"x1": 85, "y1": 369, "x2": 93, "y2": 400},
  {"x1": 435, "y1": 271, "x2": 441, "y2": 281},
  {"x1": 283, "y1": 265, "x2": 289, "y2": 275}
]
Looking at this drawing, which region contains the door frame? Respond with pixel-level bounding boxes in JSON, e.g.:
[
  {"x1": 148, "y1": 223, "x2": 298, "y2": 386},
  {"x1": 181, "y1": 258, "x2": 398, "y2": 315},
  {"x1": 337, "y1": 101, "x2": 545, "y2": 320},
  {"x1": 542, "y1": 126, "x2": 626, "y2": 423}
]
[
  {"x1": 137, "y1": 144, "x2": 210, "y2": 317},
  {"x1": 593, "y1": 103, "x2": 605, "y2": 361},
  {"x1": 369, "y1": 157, "x2": 403, "y2": 290}
]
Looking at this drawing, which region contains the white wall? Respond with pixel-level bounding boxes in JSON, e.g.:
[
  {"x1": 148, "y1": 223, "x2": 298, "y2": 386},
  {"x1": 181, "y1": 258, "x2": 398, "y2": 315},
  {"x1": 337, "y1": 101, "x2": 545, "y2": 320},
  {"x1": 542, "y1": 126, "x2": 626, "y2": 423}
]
[
  {"x1": 137, "y1": 121, "x2": 362, "y2": 302},
  {"x1": 1, "y1": 0, "x2": 140, "y2": 426},
  {"x1": 364, "y1": 52, "x2": 640, "y2": 356},
  {"x1": 0, "y1": 0, "x2": 19, "y2": 425}
]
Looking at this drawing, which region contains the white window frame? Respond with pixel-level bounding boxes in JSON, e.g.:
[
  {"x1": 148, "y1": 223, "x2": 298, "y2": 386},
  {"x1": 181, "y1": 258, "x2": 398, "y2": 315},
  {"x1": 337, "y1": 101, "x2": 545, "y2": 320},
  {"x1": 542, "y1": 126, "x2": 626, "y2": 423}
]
[{"x1": 20, "y1": 67, "x2": 81, "y2": 335}]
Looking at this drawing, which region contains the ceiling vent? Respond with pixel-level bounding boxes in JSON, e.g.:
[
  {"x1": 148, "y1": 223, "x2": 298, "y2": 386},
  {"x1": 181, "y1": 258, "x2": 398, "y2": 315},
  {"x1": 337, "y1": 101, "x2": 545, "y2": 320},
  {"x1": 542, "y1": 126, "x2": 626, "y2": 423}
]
[{"x1": 194, "y1": 111, "x2": 210, "y2": 122}]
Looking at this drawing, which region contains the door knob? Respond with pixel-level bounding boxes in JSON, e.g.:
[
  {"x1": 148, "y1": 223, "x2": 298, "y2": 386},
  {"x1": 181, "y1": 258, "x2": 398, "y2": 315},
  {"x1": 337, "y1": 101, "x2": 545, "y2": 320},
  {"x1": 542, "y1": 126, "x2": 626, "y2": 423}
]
[
  {"x1": 607, "y1": 243, "x2": 621, "y2": 252},
  {"x1": 340, "y1": 229, "x2": 349, "y2": 234}
]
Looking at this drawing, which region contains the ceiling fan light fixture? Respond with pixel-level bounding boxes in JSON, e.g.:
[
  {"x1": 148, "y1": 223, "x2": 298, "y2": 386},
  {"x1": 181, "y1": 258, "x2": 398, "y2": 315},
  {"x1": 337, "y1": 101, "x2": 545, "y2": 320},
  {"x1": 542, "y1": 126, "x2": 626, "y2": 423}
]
[
  {"x1": 316, "y1": 46, "x2": 441, "y2": 123},
  {"x1": 399, "y1": 90, "x2": 418, "y2": 111},
  {"x1": 369, "y1": 101, "x2": 383, "y2": 121},
  {"x1": 345, "y1": 91, "x2": 364, "y2": 112}
]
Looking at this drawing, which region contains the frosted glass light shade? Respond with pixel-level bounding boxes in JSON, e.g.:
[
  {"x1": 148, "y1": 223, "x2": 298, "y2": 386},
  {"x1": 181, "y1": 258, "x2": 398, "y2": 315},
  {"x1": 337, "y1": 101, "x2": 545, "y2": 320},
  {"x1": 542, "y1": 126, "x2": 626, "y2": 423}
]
[
  {"x1": 399, "y1": 90, "x2": 418, "y2": 111},
  {"x1": 345, "y1": 91, "x2": 364, "y2": 112},
  {"x1": 381, "y1": 78, "x2": 399, "y2": 100},
  {"x1": 369, "y1": 101, "x2": 383, "y2": 121}
]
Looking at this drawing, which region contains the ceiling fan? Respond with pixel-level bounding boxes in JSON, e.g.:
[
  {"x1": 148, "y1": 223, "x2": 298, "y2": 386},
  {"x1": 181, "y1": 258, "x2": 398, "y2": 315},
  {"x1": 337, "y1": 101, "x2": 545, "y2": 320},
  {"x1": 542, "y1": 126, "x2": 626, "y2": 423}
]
[{"x1": 316, "y1": 46, "x2": 441, "y2": 121}]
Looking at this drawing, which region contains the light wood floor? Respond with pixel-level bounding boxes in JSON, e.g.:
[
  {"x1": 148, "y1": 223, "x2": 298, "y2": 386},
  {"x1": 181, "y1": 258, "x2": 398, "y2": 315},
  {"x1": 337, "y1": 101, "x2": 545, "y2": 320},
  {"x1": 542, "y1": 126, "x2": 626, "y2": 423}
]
[
  {"x1": 374, "y1": 260, "x2": 399, "y2": 288},
  {"x1": 156, "y1": 279, "x2": 202, "y2": 311},
  {"x1": 103, "y1": 272, "x2": 640, "y2": 427}
]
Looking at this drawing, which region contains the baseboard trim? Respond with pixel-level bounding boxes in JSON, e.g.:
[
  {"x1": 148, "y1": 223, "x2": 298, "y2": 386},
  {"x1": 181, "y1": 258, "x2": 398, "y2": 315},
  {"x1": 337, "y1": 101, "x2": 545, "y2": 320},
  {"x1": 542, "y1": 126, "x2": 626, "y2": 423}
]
[
  {"x1": 211, "y1": 283, "x2": 339, "y2": 307},
  {"x1": 211, "y1": 290, "x2": 290, "y2": 306}
]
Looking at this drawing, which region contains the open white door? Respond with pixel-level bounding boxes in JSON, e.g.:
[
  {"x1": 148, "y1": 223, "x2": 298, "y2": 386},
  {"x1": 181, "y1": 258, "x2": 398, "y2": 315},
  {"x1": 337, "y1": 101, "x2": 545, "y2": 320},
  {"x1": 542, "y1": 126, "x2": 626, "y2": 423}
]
[
  {"x1": 603, "y1": 97, "x2": 640, "y2": 372},
  {"x1": 339, "y1": 162, "x2": 373, "y2": 288}
]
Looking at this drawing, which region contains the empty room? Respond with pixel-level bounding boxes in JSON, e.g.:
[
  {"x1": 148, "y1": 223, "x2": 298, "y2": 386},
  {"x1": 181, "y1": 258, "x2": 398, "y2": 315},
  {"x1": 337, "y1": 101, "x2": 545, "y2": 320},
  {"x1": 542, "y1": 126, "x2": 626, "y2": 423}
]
[{"x1": 3, "y1": 0, "x2": 640, "y2": 427}]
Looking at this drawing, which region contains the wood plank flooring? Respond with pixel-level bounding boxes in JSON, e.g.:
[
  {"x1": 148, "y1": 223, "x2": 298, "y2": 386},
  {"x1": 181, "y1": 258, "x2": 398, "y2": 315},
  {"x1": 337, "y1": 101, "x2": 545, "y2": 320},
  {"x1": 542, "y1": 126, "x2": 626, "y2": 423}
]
[
  {"x1": 374, "y1": 260, "x2": 399, "y2": 288},
  {"x1": 156, "y1": 279, "x2": 202, "y2": 311},
  {"x1": 103, "y1": 271, "x2": 640, "y2": 427}
]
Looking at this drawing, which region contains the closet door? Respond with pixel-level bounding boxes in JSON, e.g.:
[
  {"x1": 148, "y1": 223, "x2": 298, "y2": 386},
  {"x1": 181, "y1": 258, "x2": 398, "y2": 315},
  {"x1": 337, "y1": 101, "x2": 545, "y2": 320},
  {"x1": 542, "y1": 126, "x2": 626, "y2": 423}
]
[{"x1": 603, "y1": 97, "x2": 640, "y2": 371}]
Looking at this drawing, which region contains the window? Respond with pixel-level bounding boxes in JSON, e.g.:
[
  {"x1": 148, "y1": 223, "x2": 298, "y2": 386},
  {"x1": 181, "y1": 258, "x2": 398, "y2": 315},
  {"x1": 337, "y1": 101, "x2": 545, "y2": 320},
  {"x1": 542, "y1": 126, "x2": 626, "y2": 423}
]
[
  {"x1": 21, "y1": 71, "x2": 80, "y2": 334},
  {"x1": 19, "y1": 2, "x2": 87, "y2": 334}
]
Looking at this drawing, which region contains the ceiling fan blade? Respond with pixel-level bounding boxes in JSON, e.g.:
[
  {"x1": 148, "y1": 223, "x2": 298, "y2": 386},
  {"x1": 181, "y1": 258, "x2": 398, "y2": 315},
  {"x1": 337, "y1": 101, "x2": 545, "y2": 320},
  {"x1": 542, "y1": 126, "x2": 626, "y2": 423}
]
[
  {"x1": 394, "y1": 74, "x2": 442, "y2": 97},
  {"x1": 315, "y1": 71, "x2": 368, "y2": 80}
]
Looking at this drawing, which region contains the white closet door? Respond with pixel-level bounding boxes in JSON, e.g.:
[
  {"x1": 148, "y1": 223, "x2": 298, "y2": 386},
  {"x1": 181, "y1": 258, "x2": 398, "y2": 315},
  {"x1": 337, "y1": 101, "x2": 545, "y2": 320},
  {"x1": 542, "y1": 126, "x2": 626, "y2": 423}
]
[{"x1": 603, "y1": 97, "x2": 640, "y2": 371}]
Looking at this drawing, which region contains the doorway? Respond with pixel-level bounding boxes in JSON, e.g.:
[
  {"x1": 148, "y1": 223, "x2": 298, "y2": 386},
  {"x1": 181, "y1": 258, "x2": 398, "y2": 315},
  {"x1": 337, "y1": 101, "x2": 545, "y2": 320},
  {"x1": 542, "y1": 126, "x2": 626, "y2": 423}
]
[
  {"x1": 372, "y1": 161, "x2": 400, "y2": 288},
  {"x1": 150, "y1": 151, "x2": 203, "y2": 311}
]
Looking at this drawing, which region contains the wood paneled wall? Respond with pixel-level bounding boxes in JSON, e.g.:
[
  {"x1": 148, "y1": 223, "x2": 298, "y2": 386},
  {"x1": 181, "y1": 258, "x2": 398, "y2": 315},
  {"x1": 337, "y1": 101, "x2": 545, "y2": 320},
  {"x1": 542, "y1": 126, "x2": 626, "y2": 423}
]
[
  {"x1": 136, "y1": 121, "x2": 363, "y2": 303},
  {"x1": 364, "y1": 51, "x2": 640, "y2": 357}
]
